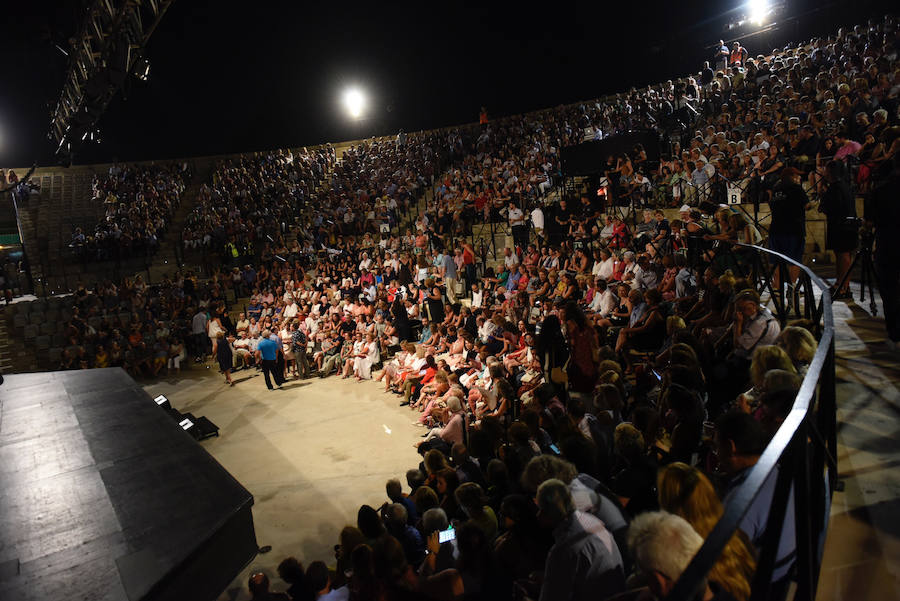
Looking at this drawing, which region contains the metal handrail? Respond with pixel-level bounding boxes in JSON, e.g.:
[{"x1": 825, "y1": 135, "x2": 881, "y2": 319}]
[{"x1": 668, "y1": 243, "x2": 835, "y2": 601}]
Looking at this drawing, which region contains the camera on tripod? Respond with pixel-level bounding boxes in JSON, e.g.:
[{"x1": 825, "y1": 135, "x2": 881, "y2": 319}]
[{"x1": 847, "y1": 217, "x2": 874, "y2": 250}]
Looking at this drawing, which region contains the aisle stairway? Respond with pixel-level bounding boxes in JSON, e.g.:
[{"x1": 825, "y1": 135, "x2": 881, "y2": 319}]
[
  {"x1": 147, "y1": 161, "x2": 214, "y2": 282},
  {"x1": 14, "y1": 166, "x2": 104, "y2": 294}
]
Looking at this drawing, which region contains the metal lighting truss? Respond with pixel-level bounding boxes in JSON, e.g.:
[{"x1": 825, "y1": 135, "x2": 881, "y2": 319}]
[{"x1": 49, "y1": 0, "x2": 175, "y2": 155}]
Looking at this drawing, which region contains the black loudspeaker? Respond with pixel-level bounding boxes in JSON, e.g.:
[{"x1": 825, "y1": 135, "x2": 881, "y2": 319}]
[
  {"x1": 560, "y1": 131, "x2": 660, "y2": 177},
  {"x1": 156, "y1": 396, "x2": 219, "y2": 441},
  {"x1": 176, "y1": 413, "x2": 219, "y2": 441},
  {"x1": 192, "y1": 416, "x2": 220, "y2": 441}
]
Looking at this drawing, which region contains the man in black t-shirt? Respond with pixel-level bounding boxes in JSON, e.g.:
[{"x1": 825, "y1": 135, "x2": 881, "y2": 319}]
[
  {"x1": 338, "y1": 317, "x2": 356, "y2": 336},
  {"x1": 769, "y1": 167, "x2": 811, "y2": 285},
  {"x1": 700, "y1": 61, "x2": 715, "y2": 87},
  {"x1": 552, "y1": 199, "x2": 572, "y2": 243}
]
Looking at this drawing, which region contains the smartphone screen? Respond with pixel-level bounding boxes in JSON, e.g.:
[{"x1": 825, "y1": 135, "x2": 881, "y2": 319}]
[
  {"x1": 549, "y1": 443, "x2": 560, "y2": 454},
  {"x1": 439, "y1": 526, "x2": 455, "y2": 544},
  {"x1": 651, "y1": 368, "x2": 662, "y2": 381}
]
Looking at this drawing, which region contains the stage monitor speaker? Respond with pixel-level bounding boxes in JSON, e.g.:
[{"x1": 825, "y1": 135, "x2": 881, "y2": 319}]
[
  {"x1": 153, "y1": 394, "x2": 171, "y2": 411},
  {"x1": 177, "y1": 413, "x2": 219, "y2": 441},
  {"x1": 178, "y1": 413, "x2": 201, "y2": 440},
  {"x1": 193, "y1": 416, "x2": 220, "y2": 441}
]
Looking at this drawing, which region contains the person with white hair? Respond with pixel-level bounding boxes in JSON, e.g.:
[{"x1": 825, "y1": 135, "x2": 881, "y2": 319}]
[
  {"x1": 415, "y1": 395, "x2": 464, "y2": 453},
  {"x1": 536, "y1": 479, "x2": 625, "y2": 601},
  {"x1": 627, "y1": 511, "x2": 731, "y2": 600}
]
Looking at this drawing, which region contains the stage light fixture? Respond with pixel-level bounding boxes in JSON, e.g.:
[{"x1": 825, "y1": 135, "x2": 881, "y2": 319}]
[
  {"x1": 343, "y1": 88, "x2": 366, "y2": 119},
  {"x1": 135, "y1": 57, "x2": 151, "y2": 82},
  {"x1": 153, "y1": 394, "x2": 171, "y2": 410},
  {"x1": 748, "y1": 0, "x2": 770, "y2": 25}
]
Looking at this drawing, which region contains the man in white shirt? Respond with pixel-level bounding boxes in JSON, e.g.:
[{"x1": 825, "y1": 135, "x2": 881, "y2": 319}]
[
  {"x1": 503, "y1": 247, "x2": 520, "y2": 272},
  {"x1": 233, "y1": 331, "x2": 255, "y2": 368},
  {"x1": 358, "y1": 252, "x2": 372, "y2": 272},
  {"x1": 283, "y1": 299, "x2": 299, "y2": 319},
  {"x1": 589, "y1": 279, "x2": 618, "y2": 318},
  {"x1": 191, "y1": 308, "x2": 209, "y2": 362},
  {"x1": 531, "y1": 204, "x2": 545, "y2": 248},
  {"x1": 508, "y1": 201, "x2": 528, "y2": 251},
  {"x1": 749, "y1": 133, "x2": 770, "y2": 154}
]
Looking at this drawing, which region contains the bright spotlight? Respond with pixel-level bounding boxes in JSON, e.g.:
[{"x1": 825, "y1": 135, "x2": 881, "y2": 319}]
[
  {"x1": 343, "y1": 88, "x2": 366, "y2": 119},
  {"x1": 748, "y1": 0, "x2": 770, "y2": 25}
]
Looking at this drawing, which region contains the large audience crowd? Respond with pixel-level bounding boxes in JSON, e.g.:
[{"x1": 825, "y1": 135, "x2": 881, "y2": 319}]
[
  {"x1": 32, "y1": 13, "x2": 900, "y2": 601},
  {"x1": 71, "y1": 162, "x2": 190, "y2": 261}
]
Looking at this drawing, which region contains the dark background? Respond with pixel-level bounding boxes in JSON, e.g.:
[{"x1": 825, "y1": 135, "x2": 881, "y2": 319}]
[{"x1": 0, "y1": 0, "x2": 893, "y2": 166}]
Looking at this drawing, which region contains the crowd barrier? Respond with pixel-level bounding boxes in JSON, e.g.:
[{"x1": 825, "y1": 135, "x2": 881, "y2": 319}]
[{"x1": 670, "y1": 243, "x2": 836, "y2": 601}]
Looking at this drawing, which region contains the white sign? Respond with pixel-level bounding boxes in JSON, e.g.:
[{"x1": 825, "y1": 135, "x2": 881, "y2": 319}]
[
  {"x1": 727, "y1": 184, "x2": 742, "y2": 205},
  {"x1": 179, "y1": 418, "x2": 193, "y2": 430}
]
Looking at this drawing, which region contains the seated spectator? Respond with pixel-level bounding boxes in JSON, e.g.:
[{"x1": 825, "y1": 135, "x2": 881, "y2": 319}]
[
  {"x1": 715, "y1": 411, "x2": 796, "y2": 590},
  {"x1": 658, "y1": 463, "x2": 756, "y2": 601},
  {"x1": 248, "y1": 571, "x2": 290, "y2": 601},
  {"x1": 535, "y1": 478, "x2": 625, "y2": 601},
  {"x1": 628, "y1": 511, "x2": 735, "y2": 600}
]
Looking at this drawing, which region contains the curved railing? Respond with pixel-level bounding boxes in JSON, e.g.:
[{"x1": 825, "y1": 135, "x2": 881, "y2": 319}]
[{"x1": 669, "y1": 244, "x2": 836, "y2": 601}]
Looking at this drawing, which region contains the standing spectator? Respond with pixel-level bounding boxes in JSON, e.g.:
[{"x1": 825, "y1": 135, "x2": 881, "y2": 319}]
[
  {"x1": 256, "y1": 329, "x2": 284, "y2": 390},
  {"x1": 563, "y1": 302, "x2": 598, "y2": 401},
  {"x1": 819, "y1": 160, "x2": 858, "y2": 299},
  {"x1": 216, "y1": 332, "x2": 235, "y2": 386},
  {"x1": 291, "y1": 322, "x2": 311, "y2": 379},
  {"x1": 768, "y1": 167, "x2": 811, "y2": 287},
  {"x1": 536, "y1": 314, "x2": 569, "y2": 399},
  {"x1": 729, "y1": 41, "x2": 747, "y2": 67},
  {"x1": 191, "y1": 306, "x2": 208, "y2": 362},
  {"x1": 715, "y1": 39, "x2": 730, "y2": 71},
  {"x1": 868, "y1": 154, "x2": 900, "y2": 350},
  {"x1": 531, "y1": 203, "x2": 546, "y2": 249},
  {"x1": 508, "y1": 201, "x2": 528, "y2": 252},
  {"x1": 440, "y1": 248, "x2": 459, "y2": 305}
]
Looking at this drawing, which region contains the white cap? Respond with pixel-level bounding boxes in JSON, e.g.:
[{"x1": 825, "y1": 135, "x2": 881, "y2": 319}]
[{"x1": 680, "y1": 204, "x2": 692, "y2": 212}]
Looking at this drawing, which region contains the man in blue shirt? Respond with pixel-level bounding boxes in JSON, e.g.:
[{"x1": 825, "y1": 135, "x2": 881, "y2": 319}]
[
  {"x1": 256, "y1": 330, "x2": 284, "y2": 390},
  {"x1": 440, "y1": 251, "x2": 458, "y2": 304},
  {"x1": 247, "y1": 297, "x2": 262, "y2": 321},
  {"x1": 715, "y1": 411, "x2": 795, "y2": 590}
]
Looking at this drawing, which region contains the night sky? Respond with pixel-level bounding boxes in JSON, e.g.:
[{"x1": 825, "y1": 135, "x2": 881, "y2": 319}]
[{"x1": 0, "y1": 0, "x2": 892, "y2": 167}]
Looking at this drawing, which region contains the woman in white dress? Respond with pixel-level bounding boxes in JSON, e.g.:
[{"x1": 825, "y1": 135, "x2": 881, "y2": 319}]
[
  {"x1": 207, "y1": 311, "x2": 224, "y2": 356},
  {"x1": 353, "y1": 332, "x2": 380, "y2": 381},
  {"x1": 280, "y1": 323, "x2": 296, "y2": 378}
]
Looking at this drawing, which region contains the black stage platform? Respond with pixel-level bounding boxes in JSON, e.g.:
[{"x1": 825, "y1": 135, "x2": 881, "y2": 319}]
[{"x1": 0, "y1": 368, "x2": 258, "y2": 601}]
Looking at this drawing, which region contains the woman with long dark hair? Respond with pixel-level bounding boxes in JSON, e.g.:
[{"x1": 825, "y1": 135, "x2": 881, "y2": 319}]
[
  {"x1": 536, "y1": 312, "x2": 569, "y2": 399},
  {"x1": 563, "y1": 301, "x2": 598, "y2": 398},
  {"x1": 390, "y1": 297, "x2": 412, "y2": 342}
]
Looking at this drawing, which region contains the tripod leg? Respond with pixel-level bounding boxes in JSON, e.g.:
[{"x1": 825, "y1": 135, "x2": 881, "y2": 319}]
[{"x1": 865, "y1": 254, "x2": 879, "y2": 317}]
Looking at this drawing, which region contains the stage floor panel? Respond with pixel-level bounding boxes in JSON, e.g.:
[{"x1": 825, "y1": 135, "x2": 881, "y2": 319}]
[{"x1": 0, "y1": 368, "x2": 257, "y2": 601}]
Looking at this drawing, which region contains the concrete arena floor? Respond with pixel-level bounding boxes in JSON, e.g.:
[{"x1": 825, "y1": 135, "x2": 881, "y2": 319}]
[{"x1": 142, "y1": 367, "x2": 423, "y2": 601}]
